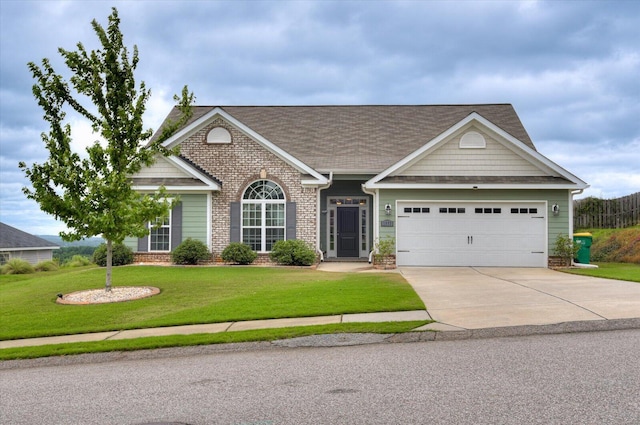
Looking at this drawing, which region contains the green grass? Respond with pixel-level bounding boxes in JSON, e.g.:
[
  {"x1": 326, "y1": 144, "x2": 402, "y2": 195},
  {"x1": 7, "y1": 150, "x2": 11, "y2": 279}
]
[
  {"x1": 0, "y1": 266, "x2": 425, "y2": 341},
  {"x1": 0, "y1": 321, "x2": 427, "y2": 361},
  {"x1": 561, "y1": 262, "x2": 640, "y2": 282}
]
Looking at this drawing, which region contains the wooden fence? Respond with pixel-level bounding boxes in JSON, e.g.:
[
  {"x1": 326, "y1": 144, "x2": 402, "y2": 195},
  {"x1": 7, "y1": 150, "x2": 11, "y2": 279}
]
[{"x1": 574, "y1": 192, "x2": 640, "y2": 229}]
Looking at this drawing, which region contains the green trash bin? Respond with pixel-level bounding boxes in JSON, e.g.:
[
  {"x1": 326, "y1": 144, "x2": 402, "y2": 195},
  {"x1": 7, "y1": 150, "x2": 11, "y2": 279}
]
[{"x1": 573, "y1": 233, "x2": 593, "y2": 264}]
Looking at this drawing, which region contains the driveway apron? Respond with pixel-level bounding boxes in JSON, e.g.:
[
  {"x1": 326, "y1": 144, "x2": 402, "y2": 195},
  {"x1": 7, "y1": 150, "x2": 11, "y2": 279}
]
[{"x1": 400, "y1": 267, "x2": 640, "y2": 329}]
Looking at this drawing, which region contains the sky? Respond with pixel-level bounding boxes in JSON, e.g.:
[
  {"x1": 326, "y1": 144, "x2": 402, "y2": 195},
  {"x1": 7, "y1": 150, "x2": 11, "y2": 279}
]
[{"x1": 1, "y1": 0, "x2": 639, "y2": 235}]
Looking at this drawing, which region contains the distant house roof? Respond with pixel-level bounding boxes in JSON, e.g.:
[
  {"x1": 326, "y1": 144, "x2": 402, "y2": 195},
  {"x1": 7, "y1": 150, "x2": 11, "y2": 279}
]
[
  {"x1": 0, "y1": 222, "x2": 60, "y2": 251},
  {"x1": 153, "y1": 104, "x2": 534, "y2": 174}
]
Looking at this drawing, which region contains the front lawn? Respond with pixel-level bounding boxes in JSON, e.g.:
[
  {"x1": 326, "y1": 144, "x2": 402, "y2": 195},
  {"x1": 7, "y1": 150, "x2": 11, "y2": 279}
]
[
  {"x1": 0, "y1": 266, "x2": 425, "y2": 341},
  {"x1": 560, "y1": 262, "x2": 640, "y2": 283}
]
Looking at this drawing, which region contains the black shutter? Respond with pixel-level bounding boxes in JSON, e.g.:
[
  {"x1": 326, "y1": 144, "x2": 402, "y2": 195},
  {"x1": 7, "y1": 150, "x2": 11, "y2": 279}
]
[
  {"x1": 230, "y1": 202, "x2": 241, "y2": 243},
  {"x1": 171, "y1": 202, "x2": 182, "y2": 251},
  {"x1": 286, "y1": 202, "x2": 296, "y2": 240}
]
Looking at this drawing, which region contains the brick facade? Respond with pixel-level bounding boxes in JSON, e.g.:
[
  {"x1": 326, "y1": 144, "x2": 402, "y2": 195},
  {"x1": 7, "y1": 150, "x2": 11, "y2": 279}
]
[
  {"x1": 179, "y1": 117, "x2": 318, "y2": 258},
  {"x1": 133, "y1": 252, "x2": 215, "y2": 265},
  {"x1": 548, "y1": 256, "x2": 570, "y2": 268}
]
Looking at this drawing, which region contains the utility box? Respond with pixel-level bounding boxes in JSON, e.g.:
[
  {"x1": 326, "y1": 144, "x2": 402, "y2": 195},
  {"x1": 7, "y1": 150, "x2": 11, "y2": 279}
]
[{"x1": 573, "y1": 233, "x2": 593, "y2": 264}]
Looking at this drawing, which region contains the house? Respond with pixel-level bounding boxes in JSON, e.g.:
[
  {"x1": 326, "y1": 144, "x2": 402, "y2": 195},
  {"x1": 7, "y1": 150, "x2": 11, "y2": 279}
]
[
  {"x1": 125, "y1": 104, "x2": 588, "y2": 267},
  {"x1": 0, "y1": 222, "x2": 60, "y2": 265}
]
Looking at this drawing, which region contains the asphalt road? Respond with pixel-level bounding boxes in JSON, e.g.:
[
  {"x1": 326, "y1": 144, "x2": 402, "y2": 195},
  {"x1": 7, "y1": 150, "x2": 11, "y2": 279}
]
[{"x1": 1, "y1": 330, "x2": 639, "y2": 425}]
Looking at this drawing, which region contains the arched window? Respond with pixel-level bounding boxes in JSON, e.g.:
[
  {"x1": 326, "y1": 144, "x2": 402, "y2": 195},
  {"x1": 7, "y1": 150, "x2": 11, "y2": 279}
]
[{"x1": 242, "y1": 180, "x2": 286, "y2": 251}]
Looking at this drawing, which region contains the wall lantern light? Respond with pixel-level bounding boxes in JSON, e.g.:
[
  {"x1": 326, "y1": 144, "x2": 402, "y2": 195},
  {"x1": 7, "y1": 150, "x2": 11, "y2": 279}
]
[
  {"x1": 552, "y1": 204, "x2": 560, "y2": 216},
  {"x1": 385, "y1": 204, "x2": 392, "y2": 216}
]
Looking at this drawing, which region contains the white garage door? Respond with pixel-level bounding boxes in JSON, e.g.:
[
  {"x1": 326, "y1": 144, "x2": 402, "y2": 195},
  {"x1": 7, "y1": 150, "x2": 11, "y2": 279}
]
[{"x1": 396, "y1": 202, "x2": 547, "y2": 267}]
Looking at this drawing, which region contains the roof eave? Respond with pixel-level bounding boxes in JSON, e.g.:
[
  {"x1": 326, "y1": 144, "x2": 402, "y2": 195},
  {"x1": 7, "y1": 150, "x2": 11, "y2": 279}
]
[
  {"x1": 364, "y1": 182, "x2": 589, "y2": 190},
  {"x1": 0, "y1": 246, "x2": 60, "y2": 251},
  {"x1": 132, "y1": 185, "x2": 219, "y2": 192}
]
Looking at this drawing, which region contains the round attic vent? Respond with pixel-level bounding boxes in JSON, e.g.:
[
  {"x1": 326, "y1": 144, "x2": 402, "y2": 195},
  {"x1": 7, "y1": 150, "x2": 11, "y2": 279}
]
[
  {"x1": 207, "y1": 127, "x2": 231, "y2": 144},
  {"x1": 459, "y1": 131, "x2": 486, "y2": 149}
]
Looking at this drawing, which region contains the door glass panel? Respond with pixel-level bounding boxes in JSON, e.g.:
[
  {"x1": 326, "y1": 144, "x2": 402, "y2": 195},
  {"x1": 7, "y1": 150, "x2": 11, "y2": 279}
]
[
  {"x1": 361, "y1": 209, "x2": 367, "y2": 251},
  {"x1": 329, "y1": 210, "x2": 335, "y2": 251}
]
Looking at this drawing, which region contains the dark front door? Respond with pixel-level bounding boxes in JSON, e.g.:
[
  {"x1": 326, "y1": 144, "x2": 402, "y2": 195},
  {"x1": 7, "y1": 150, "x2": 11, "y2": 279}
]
[{"x1": 337, "y1": 207, "x2": 359, "y2": 257}]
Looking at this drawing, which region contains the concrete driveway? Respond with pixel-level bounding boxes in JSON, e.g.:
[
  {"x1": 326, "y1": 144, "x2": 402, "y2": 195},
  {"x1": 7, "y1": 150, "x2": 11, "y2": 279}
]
[{"x1": 400, "y1": 267, "x2": 640, "y2": 330}]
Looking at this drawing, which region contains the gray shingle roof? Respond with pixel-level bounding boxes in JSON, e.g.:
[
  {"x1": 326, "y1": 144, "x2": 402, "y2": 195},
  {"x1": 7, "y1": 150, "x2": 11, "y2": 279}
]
[
  {"x1": 154, "y1": 104, "x2": 534, "y2": 174},
  {"x1": 0, "y1": 222, "x2": 59, "y2": 250}
]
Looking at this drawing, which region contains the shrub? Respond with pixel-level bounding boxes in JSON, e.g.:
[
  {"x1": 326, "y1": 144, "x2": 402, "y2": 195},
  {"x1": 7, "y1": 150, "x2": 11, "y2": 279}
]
[
  {"x1": 92, "y1": 243, "x2": 134, "y2": 267},
  {"x1": 553, "y1": 234, "x2": 579, "y2": 265},
  {"x1": 221, "y1": 242, "x2": 257, "y2": 265},
  {"x1": 66, "y1": 255, "x2": 92, "y2": 267},
  {"x1": 269, "y1": 239, "x2": 316, "y2": 266},
  {"x1": 1, "y1": 258, "x2": 35, "y2": 275},
  {"x1": 171, "y1": 238, "x2": 211, "y2": 265},
  {"x1": 374, "y1": 237, "x2": 395, "y2": 258},
  {"x1": 34, "y1": 260, "x2": 59, "y2": 272}
]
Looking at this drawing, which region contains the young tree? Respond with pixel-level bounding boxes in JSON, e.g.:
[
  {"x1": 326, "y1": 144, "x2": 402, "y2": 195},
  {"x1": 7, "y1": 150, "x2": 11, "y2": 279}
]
[{"x1": 19, "y1": 7, "x2": 194, "y2": 291}]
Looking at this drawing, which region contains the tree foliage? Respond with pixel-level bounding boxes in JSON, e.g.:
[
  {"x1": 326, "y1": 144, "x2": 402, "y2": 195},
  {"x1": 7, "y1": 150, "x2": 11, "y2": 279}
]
[{"x1": 19, "y1": 8, "x2": 194, "y2": 290}]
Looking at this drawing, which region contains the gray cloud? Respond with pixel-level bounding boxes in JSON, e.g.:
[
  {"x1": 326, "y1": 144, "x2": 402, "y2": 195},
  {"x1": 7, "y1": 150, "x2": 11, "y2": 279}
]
[{"x1": 1, "y1": 0, "x2": 638, "y2": 234}]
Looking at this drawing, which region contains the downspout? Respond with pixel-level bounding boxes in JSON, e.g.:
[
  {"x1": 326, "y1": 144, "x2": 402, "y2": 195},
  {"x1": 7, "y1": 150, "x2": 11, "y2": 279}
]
[
  {"x1": 316, "y1": 172, "x2": 333, "y2": 261},
  {"x1": 361, "y1": 183, "x2": 378, "y2": 263},
  {"x1": 569, "y1": 189, "x2": 584, "y2": 237}
]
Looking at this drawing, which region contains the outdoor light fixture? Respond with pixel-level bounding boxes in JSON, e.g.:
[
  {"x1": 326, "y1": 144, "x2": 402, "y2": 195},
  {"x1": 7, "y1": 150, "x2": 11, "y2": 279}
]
[
  {"x1": 385, "y1": 204, "x2": 392, "y2": 215},
  {"x1": 552, "y1": 204, "x2": 560, "y2": 216}
]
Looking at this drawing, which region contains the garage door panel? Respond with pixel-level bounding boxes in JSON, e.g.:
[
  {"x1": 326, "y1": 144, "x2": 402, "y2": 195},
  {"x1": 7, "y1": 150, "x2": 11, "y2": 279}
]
[{"x1": 396, "y1": 202, "x2": 546, "y2": 267}]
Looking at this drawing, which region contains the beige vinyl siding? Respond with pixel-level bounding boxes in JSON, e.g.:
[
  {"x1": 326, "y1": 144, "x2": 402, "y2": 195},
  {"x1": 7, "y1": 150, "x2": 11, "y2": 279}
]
[
  {"x1": 134, "y1": 156, "x2": 191, "y2": 178},
  {"x1": 378, "y1": 189, "x2": 570, "y2": 256},
  {"x1": 398, "y1": 126, "x2": 549, "y2": 177},
  {"x1": 1, "y1": 249, "x2": 55, "y2": 265},
  {"x1": 124, "y1": 193, "x2": 209, "y2": 251}
]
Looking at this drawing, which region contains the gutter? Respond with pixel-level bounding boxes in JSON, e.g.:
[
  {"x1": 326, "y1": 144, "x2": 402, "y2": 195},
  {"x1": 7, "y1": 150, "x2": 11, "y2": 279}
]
[
  {"x1": 361, "y1": 183, "x2": 378, "y2": 263},
  {"x1": 316, "y1": 172, "x2": 333, "y2": 261},
  {"x1": 569, "y1": 188, "x2": 585, "y2": 242}
]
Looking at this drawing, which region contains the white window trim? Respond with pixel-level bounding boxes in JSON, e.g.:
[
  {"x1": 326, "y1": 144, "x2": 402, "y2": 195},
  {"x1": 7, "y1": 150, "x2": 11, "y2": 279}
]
[
  {"x1": 149, "y1": 211, "x2": 172, "y2": 252},
  {"x1": 241, "y1": 180, "x2": 286, "y2": 253}
]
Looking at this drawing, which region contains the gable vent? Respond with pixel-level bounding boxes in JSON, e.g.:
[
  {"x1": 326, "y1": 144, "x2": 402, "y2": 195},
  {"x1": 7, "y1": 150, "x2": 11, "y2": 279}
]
[
  {"x1": 207, "y1": 127, "x2": 232, "y2": 144},
  {"x1": 459, "y1": 131, "x2": 486, "y2": 149}
]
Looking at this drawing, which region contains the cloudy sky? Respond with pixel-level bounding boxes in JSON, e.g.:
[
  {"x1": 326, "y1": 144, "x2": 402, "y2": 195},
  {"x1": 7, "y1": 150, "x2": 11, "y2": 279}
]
[{"x1": 1, "y1": 0, "x2": 639, "y2": 235}]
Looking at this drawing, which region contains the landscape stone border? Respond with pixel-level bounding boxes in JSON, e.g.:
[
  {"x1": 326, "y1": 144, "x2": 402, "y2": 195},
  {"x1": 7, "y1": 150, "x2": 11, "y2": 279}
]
[{"x1": 56, "y1": 286, "x2": 160, "y2": 305}]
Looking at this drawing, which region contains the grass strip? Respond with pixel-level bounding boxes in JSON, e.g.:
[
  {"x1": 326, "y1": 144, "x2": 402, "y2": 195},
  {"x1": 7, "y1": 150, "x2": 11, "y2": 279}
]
[
  {"x1": 0, "y1": 321, "x2": 429, "y2": 361},
  {"x1": 560, "y1": 262, "x2": 640, "y2": 283}
]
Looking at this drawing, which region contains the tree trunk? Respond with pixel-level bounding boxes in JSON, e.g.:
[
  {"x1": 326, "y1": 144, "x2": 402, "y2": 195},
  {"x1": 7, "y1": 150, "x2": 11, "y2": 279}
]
[{"x1": 105, "y1": 239, "x2": 113, "y2": 292}]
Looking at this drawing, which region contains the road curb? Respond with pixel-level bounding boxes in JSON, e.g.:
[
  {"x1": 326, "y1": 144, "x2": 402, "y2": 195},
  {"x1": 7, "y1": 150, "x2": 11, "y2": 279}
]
[
  {"x1": 2, "y1": 318, "x2": 639, "y2": 370},
  {"x1": 387, "y1": 317, "x2": 640, "y2": 343}
]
